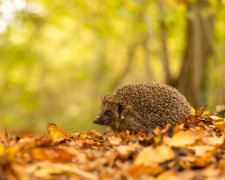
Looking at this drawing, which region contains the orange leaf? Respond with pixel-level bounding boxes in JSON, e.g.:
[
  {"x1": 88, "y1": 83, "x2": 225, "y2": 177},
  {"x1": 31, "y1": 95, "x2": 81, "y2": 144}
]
[
  {"x1": 195, "y1": 106, "x2": 207, "y2": 118},
  {"x1": 31, "y1": 147, "x2": 74, "y2": 163},
  {"x1": 47, "y1": 123, "x2": 67, "y2": 142},
  {"x1": 127, "y1": 165, "x2": 164, "y2": 177},
  {"x1": 169, "y1": 129, "x2": 204, "y2": 147},
  {"x1": 134, "y1": 145, "x2": 175, "y2": 166},
  {"x1": 115, "y1": 145, "x2": 135, "y2": 160}
]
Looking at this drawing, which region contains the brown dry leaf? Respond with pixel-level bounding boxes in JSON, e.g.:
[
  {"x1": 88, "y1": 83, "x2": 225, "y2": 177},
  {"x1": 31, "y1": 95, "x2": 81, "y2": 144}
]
[
  {"x1": 195, "y1": 106, "x2": 207, "y2": 118},
  {"x1": 115, "y1": 145, "x2": 135, "y2": 160},
  {"x1": 5, "y1": 145, "x2": 20, "y2": 161},
  {"x1": 2, "y1": 130, "x2": 10, "y2": 144},
  {"x1": 134, "y1": 145, "x2": 175, "y2": 165},
  {"x1": 31, "y1": 147, "x2": 74, "y2": 163},
  {"x1": 47, "y1": 123, "x2": 67, "y2": 142},
  {"x1": 10, "y1": 163, "x2": 28, "y2": 179},
  {"x1": 175, "y1": 170, "x2": 203, "y2": 180},
  {"x1": 128, "y1": 165, "x2": 164, "y2": 177},
  {"x1": 0, "y1": 144, "x2": 5, "y2": 156},
  {"x1": 202, "y1": 136, "x2": 224, "y2": 146},
  {"x1": 210, "y1": 115, "x2": 223, "y2": 120},
  {"x1": 217, "y1": 159, "x2": 225, "y2": 172},
  {"x1": 169, "y1": 129, "x2": 204, "y2": 147},
  {"x1": 127, "y1": 145, "x2": 174, "y2": 177},
  {"x1": 188, "y1": 145, "x2": 214, "y2": 156},
  {"x1": 1, "y1": 130, "x2": 18, "y2": 147},
  {"x1": 193, "y1": 154, "x2": 214, "y2": 167},
  {"x1": 127, "y1": 165, "x2": 165, "y2": 178},
  {"x1": 156, "y1": 170, "x2": 177, "y2": 180},
  {"x1": 212, "y1": 119, "x2": 225, "y2": 132},
  {"x1": 27, "y1": 162, "x2": 97, "y2": 180},
  {"x1": 101, "y1": 166, "x2": 126, "y2": 180},
  {"x1": 201, "y1": 165, "x2": 221, "y2": 179},
  {"x1": 180, "y1": 154, "x2": 213, "y2": 168},
  {"x1": 2, "y1": 109, "x2": 225, "y2": 180},
  {"x1": 105, "y1": 149, "x2": 118, "y2": 167},
  {"x1": 108, "y1": 136, "x2": 122, "y2": 146},
  {"x1": 181, "y1": 106, "x2": 208, "y2": 129}
]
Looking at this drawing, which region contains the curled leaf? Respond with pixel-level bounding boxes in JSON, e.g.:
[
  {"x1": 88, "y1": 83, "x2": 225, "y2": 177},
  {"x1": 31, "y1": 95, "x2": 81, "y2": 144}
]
[{"x1": 47, "y1": 123, "x2": 67, "y2": 142}]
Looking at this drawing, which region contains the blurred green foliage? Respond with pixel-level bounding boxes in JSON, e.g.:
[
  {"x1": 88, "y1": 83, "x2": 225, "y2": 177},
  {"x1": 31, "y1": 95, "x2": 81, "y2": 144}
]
[{"x1": 0, "y1": 0, "x2": 224, "y2": 134}]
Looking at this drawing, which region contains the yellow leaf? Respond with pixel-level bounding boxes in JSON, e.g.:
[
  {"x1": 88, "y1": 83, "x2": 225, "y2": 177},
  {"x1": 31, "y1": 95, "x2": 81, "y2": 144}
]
[
  {"x1": 157, "y1": 170, "x2": 177, "y2": 180},
  {"x1": 210, "y1": 115, "x2": 223, "y2": 121},
  {"x1": 169, "y1": 129, "x2": 204, "y2": 147},
  {"x1": 134, "y1": 145, "x2": 175, "y2": 166},
  {"x1": 116, "y1": 145, "x2": 135, "y2": 160},
  {"x1": 202, "y1": 137, "x2": 224, "y2": 146},
  {"x1": 6, "y1": 145, "x2": 19, "y2": 160},
  {"x1": 108, "y1": 136, "x2": 122, "y2": 146},
  {"x1": 203, "y1": 111, "x2": 209, "y2": 116},
  {"x1": 79, "y1": 133, "x2": 87, "y2": 139},
  {"x1": 0, "y1": 144, "x2": 5, "y2": 155},
  {"x1": 190, "y1": 106, "x2": 195, "y2": 115},
  {"x1": 188, "y1": 145, "x2": 214, "y2": 156}
]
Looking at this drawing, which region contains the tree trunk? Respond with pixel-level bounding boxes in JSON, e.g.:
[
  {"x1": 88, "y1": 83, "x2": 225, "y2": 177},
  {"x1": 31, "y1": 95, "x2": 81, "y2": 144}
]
[{"x1": 175, "y1": 0, "x2": 214, "y2": 108}]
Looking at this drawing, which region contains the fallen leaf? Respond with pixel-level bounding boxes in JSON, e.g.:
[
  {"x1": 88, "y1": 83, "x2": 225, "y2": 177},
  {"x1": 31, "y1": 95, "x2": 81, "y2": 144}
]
[
  {"x1": 47, "y1": 123, "x2": 67, "y2": 142},
  {"x1": 0, "y1": 144, "x2": 5, "y2": 155},
  {"x1": 108, "y1": 136, "x2": 122, "y2": 146},
  {"x1": 134, "y1": 145, "x2": 175, "y2": 165},
  {"x1": 169, "y1": 129, "x2": 204, "y2": 147},
  {"x1": 31, "y1": 147, "x2": 74, "y2": 163},
  {"x1": 188, "y1": 145, "x2": 214, "y2": 156},
  {"x1": 157, "y1": 170, "x2": 177, "y2": 180},
  {"x1": 210, "y1": 115, "x2": 223, "y2": 120},
  {"x1": 27, "y1": 162, "x2": 97, "y2": 180},
  {"x1": 127, "y1": 164, "x2": 164, "y2": 177},
  {"x1": 115, "y1": 145, "x2": 135, "y2": 160},
  {"x1": 1, "y1": 109, "x2": 225, "y2": 180},
  {"x1": 195, "y1": 106, "x2": 207, "y2": 118}
]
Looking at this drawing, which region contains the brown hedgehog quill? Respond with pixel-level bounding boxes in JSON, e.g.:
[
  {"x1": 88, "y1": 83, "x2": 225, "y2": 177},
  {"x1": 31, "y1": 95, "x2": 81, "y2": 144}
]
[{"x1": 94, "y1": 82, "x2": 190, "y2": 133}]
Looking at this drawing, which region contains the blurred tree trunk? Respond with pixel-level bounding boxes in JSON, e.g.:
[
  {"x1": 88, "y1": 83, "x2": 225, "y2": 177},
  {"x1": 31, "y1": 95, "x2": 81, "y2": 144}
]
[{"x1": 173, "y1": 0, "x2": 214, "y2": 108}]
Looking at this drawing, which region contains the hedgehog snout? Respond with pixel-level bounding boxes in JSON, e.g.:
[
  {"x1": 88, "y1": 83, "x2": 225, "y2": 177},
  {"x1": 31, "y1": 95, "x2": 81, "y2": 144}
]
[
  {"x1": 93, "y1": 119, "x2": 99, "y2": 124},
  {"x1": 93, "y1": 116, "x2": 101, "y2": 124}
]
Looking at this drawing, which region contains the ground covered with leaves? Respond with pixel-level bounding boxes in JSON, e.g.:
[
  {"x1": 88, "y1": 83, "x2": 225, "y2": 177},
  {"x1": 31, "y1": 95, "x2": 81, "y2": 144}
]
[{"x1": 1, "y1": 106, "x2": 225, "y2": 180}]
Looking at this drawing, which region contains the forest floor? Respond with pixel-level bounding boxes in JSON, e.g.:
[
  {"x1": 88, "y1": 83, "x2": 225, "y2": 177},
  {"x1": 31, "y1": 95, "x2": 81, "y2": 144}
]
[{"x1": 1, "y1": 106, "x2": 225, "y2": 180}]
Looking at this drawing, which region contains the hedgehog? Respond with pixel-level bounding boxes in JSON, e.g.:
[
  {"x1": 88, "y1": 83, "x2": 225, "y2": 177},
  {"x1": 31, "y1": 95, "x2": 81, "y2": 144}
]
[{"x1": 93, "y1": 82, "x2": 191, "y2": 134}]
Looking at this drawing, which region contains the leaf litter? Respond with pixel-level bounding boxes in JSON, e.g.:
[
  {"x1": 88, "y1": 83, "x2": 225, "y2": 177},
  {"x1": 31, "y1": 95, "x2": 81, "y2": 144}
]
[{"x1": 1, "y1": 107, "x2": 225, "y2": 179}]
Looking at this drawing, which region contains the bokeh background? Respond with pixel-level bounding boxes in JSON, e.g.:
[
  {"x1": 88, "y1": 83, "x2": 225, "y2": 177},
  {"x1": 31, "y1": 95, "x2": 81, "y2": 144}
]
[{"x1": 0, "y1": 0, "x2": 224, "y2": 135}]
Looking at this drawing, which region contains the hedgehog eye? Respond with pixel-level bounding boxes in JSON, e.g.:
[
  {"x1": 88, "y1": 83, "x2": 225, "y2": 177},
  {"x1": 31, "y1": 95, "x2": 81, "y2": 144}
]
[{"x1": 105, "y1": 110, "x2": 112, "y2": 116}]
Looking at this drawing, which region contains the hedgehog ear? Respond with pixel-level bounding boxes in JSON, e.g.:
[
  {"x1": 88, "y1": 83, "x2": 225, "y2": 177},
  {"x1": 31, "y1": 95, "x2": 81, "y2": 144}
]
[{"x1": 118, "y1": 104, "x2": 124, "y2": 114}]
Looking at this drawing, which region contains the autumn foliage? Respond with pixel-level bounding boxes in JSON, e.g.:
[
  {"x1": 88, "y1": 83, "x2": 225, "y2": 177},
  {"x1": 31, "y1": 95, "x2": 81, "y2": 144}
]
[{"x1": 1, "y1": 106, "x2": 225, "y2": 179}]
